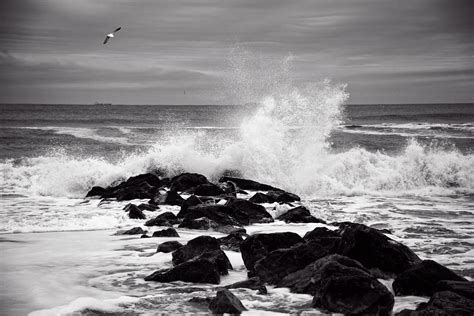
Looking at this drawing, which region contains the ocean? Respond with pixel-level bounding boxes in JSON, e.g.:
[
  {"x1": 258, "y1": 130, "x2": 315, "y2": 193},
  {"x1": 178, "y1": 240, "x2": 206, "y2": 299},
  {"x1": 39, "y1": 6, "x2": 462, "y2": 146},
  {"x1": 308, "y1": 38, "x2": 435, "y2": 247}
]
[{"x1": 1, "y1": 101, "x2": 473, "y2": 315}]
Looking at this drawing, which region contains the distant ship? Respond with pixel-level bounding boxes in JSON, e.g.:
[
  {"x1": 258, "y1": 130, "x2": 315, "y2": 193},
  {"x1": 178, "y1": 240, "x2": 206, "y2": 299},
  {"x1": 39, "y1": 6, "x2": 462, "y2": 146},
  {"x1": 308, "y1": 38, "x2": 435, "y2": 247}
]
[{"x1": 94, "y1": 102, "x2": 112, "y2": 106}]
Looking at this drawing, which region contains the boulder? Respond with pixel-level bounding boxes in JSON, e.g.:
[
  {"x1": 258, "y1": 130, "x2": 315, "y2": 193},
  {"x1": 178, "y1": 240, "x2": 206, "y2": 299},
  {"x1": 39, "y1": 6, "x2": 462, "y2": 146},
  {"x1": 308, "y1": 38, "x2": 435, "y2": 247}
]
[
  {"x1": 193, "y1": 250, "x2": 233, "y2": 275},
  {"x1": 164, "y1": 190, "x2": 185, "y2": 206},
  {"x1": 249, "y1": 192, "x2": 272, "y2": 204},
  {"x1": 128, "y1": 204, "x2": 146, "y2": 219},
  {"x1": 219, "y1": 176, "x2": 281, "y2": 191},
  {"x1": 225, "y1": 277, "x2": 266, "y2": 293},
  {"x1": 120, "y1": 227, "x2": 146, "y2": 235},
  {"x1": 178, "y1": 217, "x2": 219, "y2": 230},
  {"x1": 304, "y1": 227, "x2": 340, "y2": 241},
  {"x1": 209, "y1": 289, "x2": 247, "y2": 314},
  {"x1": 144, "y1": 259, "x2": 220, "y2": 284},
  {"x1": 266, "y1": 190, "x2": 300, "y2": 203},
  {"x1": 152, "y1": 228, "x2": 179, "y2": 237},
  {"x1": 86, "y1": 186, "x2": 108, "y2": 197},
  {"x1": 240, "y1": 232, "x2": 304, "y2": 272},
  {"x1": 157, "y1": 241, "x2": 183, "y2": 253},
  {"x1": 277, "y1": 206, "x2": 325, "y2": 224},
  {"x1": 193, "y1": 183, "x2": 225, "y2": 196},
  {"x1": 179, "y1": 204, "x2": 248, "y2": 227},
  {"x1": 140, "y1": 234, "x2": 150, "y2": 238},
  {"x1": 393, "y1": 260, "x2": 467, "y2": 296},
  {"x1": 254, "y1": 239, "x2": 331, "y2": 284},
  {"x1": 170, "y1": 173, "x2": 210, "y2": 192},
  {"x1": 86, "y1": 173, "x2": 162, "y2": 199},
  {"x1": 145, "y1": 212, "x2": 180, "y2": 227},
  {"x1": 225, "y1": 198, "x2": 274, "y2": 224},
  {"x1": 172, "y1": 235, "x2": 221, "y2": 265},
  {"x1": 435, "y1": 280, "x2": 474, "y2": 300},
  {"x1": 396, "y1": 290, "x2": 474, "y2": 316},
  {"x1": 138, "y1": 203, "x2": 158, "y2": 212},
  {"x1": 217, "y1": 181, "x2": 237, "y2": 196},
  {"x1": 178, "y1": 195, "x2": 203, "y2": 216},
  {"x1": 337, "y1": 223, "x2": 421, "y2": 276},
  {"x1": 219, "y1": 231, "x2": 245, "y2": 251}
]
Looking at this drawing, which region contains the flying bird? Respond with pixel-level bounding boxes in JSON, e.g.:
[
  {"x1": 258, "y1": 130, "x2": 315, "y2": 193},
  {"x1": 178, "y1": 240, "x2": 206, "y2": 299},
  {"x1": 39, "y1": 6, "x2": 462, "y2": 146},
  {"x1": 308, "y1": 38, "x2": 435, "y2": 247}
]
[{"x1": 103, "y1": 27, "x2": 121, "y2": 44}]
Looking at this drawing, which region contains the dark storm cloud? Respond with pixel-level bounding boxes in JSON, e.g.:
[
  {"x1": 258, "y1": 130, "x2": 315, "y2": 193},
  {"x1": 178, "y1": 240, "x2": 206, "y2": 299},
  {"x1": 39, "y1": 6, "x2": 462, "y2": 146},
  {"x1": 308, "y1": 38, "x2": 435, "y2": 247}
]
[{"x1": 0, "y1": 0, "x2": 472, "y2": 104}]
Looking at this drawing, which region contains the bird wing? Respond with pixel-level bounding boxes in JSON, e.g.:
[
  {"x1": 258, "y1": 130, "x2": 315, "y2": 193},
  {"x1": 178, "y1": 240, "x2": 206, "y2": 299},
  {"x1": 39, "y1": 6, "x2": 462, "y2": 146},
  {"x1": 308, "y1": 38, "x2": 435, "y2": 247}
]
[
  {"x1": 113, "y1": 27, "x2": 122, "y2": 33},
  {"x1": 103, "y1": 36, "x2": 109, "y2": 44}
]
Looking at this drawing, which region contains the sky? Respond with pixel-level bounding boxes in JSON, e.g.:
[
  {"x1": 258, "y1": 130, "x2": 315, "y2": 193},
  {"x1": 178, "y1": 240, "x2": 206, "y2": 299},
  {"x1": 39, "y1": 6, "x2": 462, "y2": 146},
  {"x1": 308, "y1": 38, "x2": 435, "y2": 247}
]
[{"x1": 0, "y1": 0, "x2": 473, "y2": 105}]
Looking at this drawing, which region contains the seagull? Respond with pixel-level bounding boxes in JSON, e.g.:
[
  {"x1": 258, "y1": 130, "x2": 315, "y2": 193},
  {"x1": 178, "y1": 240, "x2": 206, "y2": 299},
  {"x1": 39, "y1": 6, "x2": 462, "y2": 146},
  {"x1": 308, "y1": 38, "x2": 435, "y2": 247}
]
[{"x1": 103, "y1": 27, "x2": 121, "y2": 44}]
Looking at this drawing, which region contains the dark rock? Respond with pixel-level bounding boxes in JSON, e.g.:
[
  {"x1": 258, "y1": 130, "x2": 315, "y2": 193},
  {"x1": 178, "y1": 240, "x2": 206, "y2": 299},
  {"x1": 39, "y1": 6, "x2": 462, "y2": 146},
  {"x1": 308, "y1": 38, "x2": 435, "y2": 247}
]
[
  {"x1": 219, "y1": 232, "x2": 245, "y2": 251},
  {"x1": 226, "y1": 277, "x2": 266, "y2": 293},
  {"x1": 304, "y1": 227, "x2": 340, "y2": 241},
  {"x1": 172, "y1": 235, "x2": 221, "y2": 265},
  {"x1": 393, "y1": 260, "x2": 467, "y2": 296},
  {"x1": 254, "y1": 239, "x2": 331, "y2": 284},
  {"x1": 144, "y1": 259, "x2": 220, "y2": 284},
  {"x1": 435, "y1": 280, "x2": 474, "y2": 300},
  {"x1": 266, "y1": 190, "x2": 301, "y2": 203},
  {"x1": 249, "y1": 192, "x2": 272, "y2": 203},
  {"x1": 170, "y1": 173, "x2": 210, "y2": 192},
  {"x1": 178, "y1": 195, "x2": 203, "y2": 216},
  {"x1": 157, "y1": 241, "x2": 183, "y2": 253},
  {"x1": 188, "y1": 296, "x2": 212, "y2": 305},
  {"x1": 240, "y1": 232, "x2": 304, "y2": 272},
  {"x1": 396, "y1": 290, "x2": 474, "y2": 316},
  {"x1": 179, "y1": 204, "x2": 248, "y2": 227},
  {"x1": 138, "y1": 203, "x2": 158, "y2": 212},
  {"x1": 117, "y1": 173, "x2": 162, "y2": 188},
  {"x1": 179, "y1": 217, "x2": 219, "y2": 230},
  {"x1": 128, "y1": 204, "x2": 146, "y2": 219},
  {"x1": 209, "y1": 289, "x2": 247, "y2": 314},
  {"x1": 337, "y1": 223, "x2": 421, "y2": 276},
  {"x1": 164, "y1": 190, "x2": 185, "y2": 206},
  {"x1": 120, "y1": 227, "x2": 146, "y2": 235},
  {"x1": 225, "y1": 198, "x2": 274, "y2": 224},
  {"x1": 218, "y1": 181, "x2": 237, "y2": 196},
  {"x1": 277, "y1": 206, "x2": 325, "y2": 224},
  {"x1": 193, "y1": 250, "x2": 233, "y2": 275},
  {"x1": 193, "y1": 183, "x2": 225, "y2": 196},
  {"x1": 140, "y1": 234, "x2": 150, "y2": 238},
  {"x1": 145, "y1": 212, "x2": 180, "y2": 227},
  {"x1": 152, "y1": 228, "x2": 179, "y2": 237},
  {"x1": 86, "y1": 186, "x2": 109, "y2": 197},
  {"x1": 219, "y1": 176, "x2": 281, "y2": 191}
]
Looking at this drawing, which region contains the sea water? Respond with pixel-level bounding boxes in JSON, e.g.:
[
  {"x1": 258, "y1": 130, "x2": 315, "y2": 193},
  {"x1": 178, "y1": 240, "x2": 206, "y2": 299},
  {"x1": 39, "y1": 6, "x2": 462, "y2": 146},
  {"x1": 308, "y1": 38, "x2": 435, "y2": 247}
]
[{"x1": 1, "y1": 56, "x2": 473, "y2": 315}]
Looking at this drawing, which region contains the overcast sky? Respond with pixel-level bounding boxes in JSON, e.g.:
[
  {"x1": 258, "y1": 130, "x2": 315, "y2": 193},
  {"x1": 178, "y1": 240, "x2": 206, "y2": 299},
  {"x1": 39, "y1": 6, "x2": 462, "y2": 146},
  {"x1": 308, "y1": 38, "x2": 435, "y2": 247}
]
[{"x1": 0, "y1": 0, "x2": 472, "y2": 105}]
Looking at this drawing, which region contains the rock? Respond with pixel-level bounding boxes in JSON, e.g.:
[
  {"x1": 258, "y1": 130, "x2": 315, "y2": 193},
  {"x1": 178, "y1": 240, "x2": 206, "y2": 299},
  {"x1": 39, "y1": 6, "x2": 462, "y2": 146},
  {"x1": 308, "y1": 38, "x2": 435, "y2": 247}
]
[
  {"x1": 217, "y1": 181, "x2": 237, "y2": 196},
  {"x1": 435, "y1": 280, "x2": 474, "y2": 300},
  {"x1": 277, "y1": 206, "x2": 326, "y2": 224},
  {"x1": 225, "y1": 277, "x2": 266, "y2": 293},
  {"x1": 179, "y1": 217, "x2": 219, "y2": 230},
  {"x1": 249, "y1": 192, "x2": 272, "y2": 203},
  {"x1": 140, "y1": 234, "x2": 150, "y2": 238},
  {"x1": 157, "y1": 241, "x2": 183, "y2": 253},
  {"x1": 120, "y1": 227, "x2": 146, "y2": 235},
  {"x1": 225, "y1": 198, "x2": 274, "y2": 224},
  {"x1": 188, "y1": 297, "x2": 212, "y2": 306},
  {"x1": 145, "y1": 212, "x2": 180, "y2": 227},
  {"x1": 118, "y1": 173, "x2": 162, "y2": 188},
  {"x1": 240, "y1": 232, "x2": 304, "y2": 272},
  {"x1": 170, "y1": 173, "x2": 210, "y2": 192},
  {"x1": 138, "y1": 203, "x2": 158, "y2": 212},
  {"x1": 193, "y1": 183, "x2": 225, "y2": 196},
  {"x1": 219, "y1": 176, "x2": 281, "y2": 191},
  {"x1": 193, "y1": 250, "x2": 233, "y2": 275},
  {"x1": 179, "y1": 204, "x2": 247, "y2": 227},
  {"x1": 164, "y1": 190, "x2": 185, "y2": 206},
  {"x1": 144, "y1": 259, "x2": 220, "y2": 284},
  {"x1": 152, "y1": 228, "x2": 179, "y2": 237},
  {"x1": 266, "y1": 190, "x2": 301, "y2": 203},
  {"x1": 254, "y1": 239, "x2": 331, "y2": 284},
  {"x1": 304, "y1": 227, "x2": 340, "y2": 241},
  {"x1": 219, "y1": 232, "x2": 245, "y2": 251},
  {"x1": 396, "y1": 290, "x2": 474, "y2": 316},
  {"x1": 172, "y1": 235, "x2": 221, "y2": 265},
  {"x1": 278, "y1": 254, "x2": 393, "y2": 315},
  {"x1": 178, "y1": 195, "x2": 203, "y2": 216},
  {"x1": 86, "y1": 186, "x2": 109, "y2": 197},
  {"x1": 393, "y1": 260, "x2": 467, "y2": 296},
  {"x1": 128, "y1": 204, "x2": 146, "y2": 219},
  {"x1": 337, "y1": 223, "x2": 421, "y2": 276},
  {"x1": 209, "y1": 289, "x2": 247, "y2": 314}
]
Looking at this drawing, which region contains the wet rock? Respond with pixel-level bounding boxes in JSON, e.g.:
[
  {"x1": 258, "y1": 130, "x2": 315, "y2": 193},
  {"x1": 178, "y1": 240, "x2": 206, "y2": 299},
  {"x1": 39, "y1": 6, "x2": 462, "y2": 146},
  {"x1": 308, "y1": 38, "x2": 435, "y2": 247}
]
[
  {"x1": 179, "y1": 217, "x2": 219, "y2": 230},
  {"x1": 304, "y1": 227, "x2": 340, "y2": 241},
  {"x1": 91, "y1": 173, "x2": 162, "y2": 200},
  {"x1": 144, "y1": 259, "x2": 220, "y2": 284},
  {"x1": 217, "y1": 181, "x2": 237, "y2": 196},
  {"x1": 254, "y1": 239, "x2": 331, "y2": 284},
  {"x1": 225, "y1": 198, "x2": 274, "y2": 224},
  {"x1": 393, "y1": 260, "x2": 468, "y2": 296},
  {"x1": 435, "y1": 280, "x2": 474, "y2": 300},
  {"x1": 266, "y1": 190, "x2": 301, "y2": 203},
  {"x1": 170, "y1": 173, "x2": 210, "y2": 192},
  {"x1": 219, "y1": 231, "x2": 245, "y2": 251},
  {"x1": 188, "y1": 296, "x2": 212, "y2": 306},
  {"x1": 219, "y1": 176, "x2": 281, "y2": 191},
  {"x1": 152, "y1": 228, "x2": 179, "y2": 237},
  {"x1": 240, "y1": 232, "x2": 304, "y2": 272},
  {"x1": 157, "y1": 241, "x2": 183, "y2": 253},
  {"x1": 209, "y1": 289, "x2": 247, "y2": 314},
  {"x1": 193, "y1": 249, "x2": 233, "y2": 275},
  {"x1": 172, "y1": 235, "x2": 221, "y2": 265},
  {"x1": 164, "y1": 190, "x2": 185, "y2": 206},
  {"x1": 128, "y1": 204, "x2": 146, "y2": 219},
  {"x1": 145, "y1": 212, "x2": 180, "y2": 227},
  {"x1": 179, "y1": 204, "x2": 247, "y2": 227},
  {"x1": 138, "y1": 203, "x2": 158, "y2": 212},
  {"x1": 140, "y1": 234, "x2": 150, "y2": 238},
  {"x1": 86, "y1": 186, "x2": 108, "y2": 197},
  {"x1": 337, "y1": 223, "x2": 421, "y2": 276},
  {"x1": 249, "y1": 192, "x2": 272, "y2": 203},
  {"x1": 120, "y1": 227, "x2": 146, "y2": 235},
  {"x1": 277, "y1": 206, "x2": 325, "y2": 224},
  {"x1": 193, "y1": 183, "x2": 225, "y2": 196},
  {"x1": 396, "y1": 290, "x2": 474, "y2": 316},
  {"x1": 178, "y1": 195, "x2": 203, "y2": 216},
  {"x1": 225, "y1": 277, "x2": 266, "y2": 293}
]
